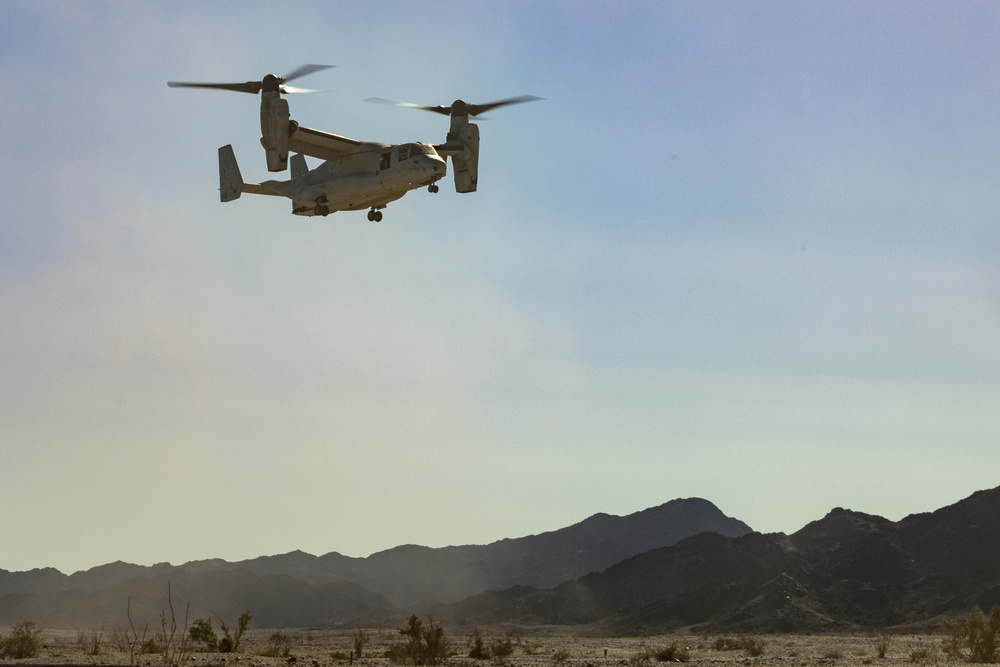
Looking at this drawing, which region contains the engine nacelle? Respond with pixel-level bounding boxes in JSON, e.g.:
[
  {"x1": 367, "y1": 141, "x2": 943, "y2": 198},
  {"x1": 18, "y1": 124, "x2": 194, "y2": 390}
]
[
  {"x1": 451, "y1": 121, "x2": 480, "y2": 193},
  {"x1": 259, "y1": 92, "x2": 290, "y2": 172}
]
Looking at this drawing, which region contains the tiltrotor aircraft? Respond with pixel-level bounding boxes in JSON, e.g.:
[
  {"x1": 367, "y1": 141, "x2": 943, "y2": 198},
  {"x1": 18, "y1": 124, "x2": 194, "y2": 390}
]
[{"x1": 168, "y1": 65, "x2": 540, "y2": 220}]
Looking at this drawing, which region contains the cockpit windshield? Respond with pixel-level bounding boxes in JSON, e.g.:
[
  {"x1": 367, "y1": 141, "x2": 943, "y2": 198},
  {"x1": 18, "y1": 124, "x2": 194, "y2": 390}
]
[{"x1": 397, "y1": 143, "x2": 437, "y2": 161}]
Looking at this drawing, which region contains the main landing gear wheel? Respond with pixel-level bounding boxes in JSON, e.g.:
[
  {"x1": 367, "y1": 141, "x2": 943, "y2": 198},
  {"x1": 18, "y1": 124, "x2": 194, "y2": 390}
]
[
  {"x1": 314, "y1": 204, "x2": 330, "y2": 216},
  {"x1": 428, "y1": 184, "x2": 439, "y2": 193},
  {"x1": 367, "y1": 209, "x2": 383, "y2": 222}
]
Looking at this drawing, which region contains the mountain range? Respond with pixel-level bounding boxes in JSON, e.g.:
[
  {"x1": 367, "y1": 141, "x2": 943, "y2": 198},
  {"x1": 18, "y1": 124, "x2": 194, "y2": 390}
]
[
  {"x1": 428, "y1": 487, "x2": 1000, "y2": 633},
  {"x1": 0, "y1": 497, "x2": 750, "y2": 628},
  {"x1": 2, "y1": 488, "x2": 998, "y2": 633}
]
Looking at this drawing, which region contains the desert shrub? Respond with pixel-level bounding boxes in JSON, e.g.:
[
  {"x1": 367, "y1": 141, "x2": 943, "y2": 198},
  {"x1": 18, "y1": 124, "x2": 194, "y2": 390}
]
[
  {"x1": 712, "y1": 635, "x2": 765, "y2": 657},
  {"x1": 0, "y1": 621, "x2": 43, "y2": 659},
  {"x1": 654, "y1": 643, "x2": 690, "y2": 662},
  {"x1": 218, "y1": 611, "x2": 252, "y2": 653},
  {"x1": 551, "y1": 648, "x2": 570, "y2": 663},
  {"x1": 943, "y1": 605, "x2": 1000, "y2": 663},
  {"x1": 872, "y1": 629, "x2": 892, "y2": 659},
  {"x1": 116, "y1": 600, "x2": 148, "y2": 666},
  {"x1": 260, "y1": 631, "x2": 292, "y2": 658},
  {"x1": 77, "y1": 629, "x2": 103, "y2": 656},
  {"x1": 744, "y1": 637, "x2": 766, "y2": 657},
  {"x1": 522, "y1": 641, "x2": 542, "y2": 655},
  {"x1": 712, "y1": 636, "x2": 741, "y2": 651},
  {"x1": 491, "y1": 637, "x2": 515, "y2": 660},
  {"x1": 630, "y1": 646, "x2": 654, "y2": 667},
  {"x1": 117, "y1": 583, "x2": 192, "y2": 667},
  {"x1": 189, "y1": 618, "x2": 218, "y2": 651},
  {"x1": 469, "y1": 630, "x2": 490, "y2": 660},
  {"x1": 352, "y1": 628, "x2": 369, "y2": 659},
  {"x1": 143, "y1": 638, "x2": 165, "y2": 654},
  {"x1": 185, "y1": 612, "x2": 250, "y2": 653},
  {"x1": 387, "y1": 616, "x2": 450, "y2": 665},
  {"x1": 386, "y1": 642, "x2": 410, "y2": 663},
  {"x1": 910, "y1": 647, "x2": 934, "y2": 663}
]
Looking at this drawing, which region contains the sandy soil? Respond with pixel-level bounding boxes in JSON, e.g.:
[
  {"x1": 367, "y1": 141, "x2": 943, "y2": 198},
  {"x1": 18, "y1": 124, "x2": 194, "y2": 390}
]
[{"x1": 0, "y1": 628, "x2": 951, "y2": 667}]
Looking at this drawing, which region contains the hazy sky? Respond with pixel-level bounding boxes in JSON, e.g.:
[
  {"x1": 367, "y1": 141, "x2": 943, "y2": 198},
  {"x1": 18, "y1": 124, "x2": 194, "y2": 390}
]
[{"x1": 2, "y1": 1, "x2": 999, "y2": 575}]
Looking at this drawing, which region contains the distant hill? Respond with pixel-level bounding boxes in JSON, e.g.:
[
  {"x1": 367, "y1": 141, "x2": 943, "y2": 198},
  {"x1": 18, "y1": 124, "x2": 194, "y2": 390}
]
[
  {"x1": 0, "y1": 497, "x2": 751, "y2": 628},
  {"x1": 427, "y1": 486, "x2": 1000, "y2": 633},
  {"x1": 6, "y1": 489, "x2": 997, "y2": 632},
  {"x1": 0, "y1": 569, "x2": 392, "y2": 630}
]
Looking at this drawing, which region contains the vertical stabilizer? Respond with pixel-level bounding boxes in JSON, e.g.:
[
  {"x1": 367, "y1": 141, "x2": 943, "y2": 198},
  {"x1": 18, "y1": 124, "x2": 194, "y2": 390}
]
[
  {"x1": 290, "y1": 153, "x2": 309, "y2": 179},
  {"x1": 219, "y1": 145, "x2": 243, "y2": 202}
]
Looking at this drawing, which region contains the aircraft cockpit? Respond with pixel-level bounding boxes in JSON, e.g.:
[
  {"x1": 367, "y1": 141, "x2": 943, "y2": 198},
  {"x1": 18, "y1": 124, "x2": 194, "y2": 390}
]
[{"x1": 397, "y1": 143, "x2": 438, "y2": 162}]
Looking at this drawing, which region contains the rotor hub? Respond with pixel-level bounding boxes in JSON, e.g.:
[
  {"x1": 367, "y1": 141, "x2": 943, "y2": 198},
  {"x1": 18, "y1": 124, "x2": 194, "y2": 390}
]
[{"x1": 262, "y1": 74, "x2": 282, "y2": 93}]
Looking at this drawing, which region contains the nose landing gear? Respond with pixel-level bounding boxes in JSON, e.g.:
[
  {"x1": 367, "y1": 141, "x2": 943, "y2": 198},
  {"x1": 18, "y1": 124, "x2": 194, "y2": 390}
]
[
  {"x1": 428, "y1": 184, "x2": 439, "y2": 194},
  {"x1": 367, "y1": 208, "x2": 383, "y2": 222}
]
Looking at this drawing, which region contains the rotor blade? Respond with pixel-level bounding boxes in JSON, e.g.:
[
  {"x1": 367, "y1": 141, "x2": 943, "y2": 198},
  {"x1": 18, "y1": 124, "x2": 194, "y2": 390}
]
[
  {"x1": 279, "y1": 85, "x2": 330, "y2": 94},
  {"x1": 167, "y1": 81, "x2": 261, "y2": 94},
  {"x1": 283, "y1": 64, "x2": 334, "y2": 83},
  {"x1": 466, "y1": 95, "x2": 543, "y2": 116},
  {"x1": 364, "y1": 97, "x2": 452, "y2": 115},
  {"x1": 364, "y1": 97, "x2": 401, "y2": 106}
]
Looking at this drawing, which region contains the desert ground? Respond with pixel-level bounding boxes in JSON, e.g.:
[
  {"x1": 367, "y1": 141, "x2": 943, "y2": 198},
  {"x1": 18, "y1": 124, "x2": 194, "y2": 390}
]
[{"x1": 0, "y1": 627, "x2": 955, "y2": 667}]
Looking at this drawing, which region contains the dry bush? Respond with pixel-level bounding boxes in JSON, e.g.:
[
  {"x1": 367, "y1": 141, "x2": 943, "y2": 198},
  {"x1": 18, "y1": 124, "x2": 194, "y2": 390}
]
[
  {"x1": 654, "y1": 643, "x2": 691, "y2": 662},
  {"x1": 943, "y1": 606, "x2": 1000, "y2": 663},
  {"x1": 352, "y1": 628, "x2": 369, "y2": 659},
  {"x1": 468, "y1": 630, "x2": 490, "y2": 660},
  {"x1": 77, "y1": 629, "x2": 104, "y2": 656},
  {"x1": 118, "y1": 583, "x2": 191, "y2": 667},
  {"x1": 551, "y1": 648, "x2": 570, "y2": 663},
  {"x1": 872, "y1": 629, "x2": 892, "y2": 659},
  {"x1": 387, "y1": 616, "x2": 451, "y2": 665},
  {"x1": 0, "y1": 621, "x2": 43, "y2": 659},
  {"x1": 711, "y1": 635, "x2": 765, "y2": 657},
  {"x1": 260, "y1": 631, "x2": 292, "y2": 658},
  {"x1": 522, "y1": 641, "x2": 543, "y2": 655},
  {"x1": 629, "y1": 645, "x2": 653, "y2": 667},
  {"x1": 218, "y1": 611, "x2": 252, "y2": 653}
]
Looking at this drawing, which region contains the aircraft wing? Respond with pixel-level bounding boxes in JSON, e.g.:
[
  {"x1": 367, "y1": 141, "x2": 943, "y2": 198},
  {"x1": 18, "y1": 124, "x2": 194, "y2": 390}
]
[{"x1": 288, "y1": 123, "x2": 364, "y2": 161}]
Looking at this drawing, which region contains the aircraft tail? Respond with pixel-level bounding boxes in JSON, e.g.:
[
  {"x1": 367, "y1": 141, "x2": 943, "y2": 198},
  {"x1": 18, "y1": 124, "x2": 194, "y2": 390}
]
[
  {"x1": 219, "y1": 144, "x2": 278, "y2": 200},
  {"x1": 219, "y1": 145, "x2": 243, "y2": 202},
  {"x1": 290, "y1": 153, "x2": 309, "y2": 179}
]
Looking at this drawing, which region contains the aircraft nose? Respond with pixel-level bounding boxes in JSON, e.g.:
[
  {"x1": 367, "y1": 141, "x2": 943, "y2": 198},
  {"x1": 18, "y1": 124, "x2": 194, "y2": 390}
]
[{"x1": 418, "y1": 155, "x2": 446, "y2": 172}]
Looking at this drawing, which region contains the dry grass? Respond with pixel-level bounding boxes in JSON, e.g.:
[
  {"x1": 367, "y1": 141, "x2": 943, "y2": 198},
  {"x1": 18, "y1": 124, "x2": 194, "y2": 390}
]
[{"x1": 0, "y1": 627, "x2": 952, "y2": 667}]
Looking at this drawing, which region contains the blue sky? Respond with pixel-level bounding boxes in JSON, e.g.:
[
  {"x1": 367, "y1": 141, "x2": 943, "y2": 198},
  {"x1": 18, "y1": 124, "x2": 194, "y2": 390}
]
[{"x1": 2, "y1": 1, "x2": 998, "y2": 575}]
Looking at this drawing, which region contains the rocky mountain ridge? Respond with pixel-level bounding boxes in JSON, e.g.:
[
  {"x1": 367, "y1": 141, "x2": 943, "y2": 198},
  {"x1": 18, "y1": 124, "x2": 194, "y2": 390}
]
[
  {"x1": 428, "y1": 487, "x2": 1000, "y2": 633},
  {"x1": 0, "y1": 497, "x2": 751, "y2": 628},
  {"x1": 2, "y1": 488, "x2": 997, "y2": 632}
]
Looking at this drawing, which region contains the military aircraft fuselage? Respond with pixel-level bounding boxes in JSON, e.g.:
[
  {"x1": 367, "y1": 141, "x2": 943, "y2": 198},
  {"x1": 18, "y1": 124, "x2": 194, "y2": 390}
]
[{"x1": 245, "y1": 141, "x2": 447, "y2": 217}]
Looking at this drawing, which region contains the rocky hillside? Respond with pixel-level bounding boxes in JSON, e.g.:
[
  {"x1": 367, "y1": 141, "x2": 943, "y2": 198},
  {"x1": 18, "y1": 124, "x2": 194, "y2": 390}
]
[
  {"x1": 0, "y1": 497, "x2": 750, "y2": 628},
  {"x1": 428, "y1": 486, "x2": 1000, "y2": 633},
  {"x1": 4, "y1": 488, "x2": 997, "y2": 632}
]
